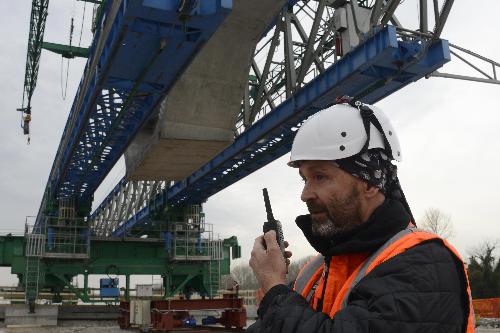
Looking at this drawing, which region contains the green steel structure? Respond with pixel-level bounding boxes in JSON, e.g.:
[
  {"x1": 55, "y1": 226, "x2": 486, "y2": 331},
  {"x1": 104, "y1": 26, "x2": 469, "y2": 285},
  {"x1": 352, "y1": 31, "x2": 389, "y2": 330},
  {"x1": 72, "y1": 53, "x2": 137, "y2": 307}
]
[
  {"x1": 11, "y1": 196, "x2": 240, "y2": 305},
  {"x1": 1, "y1": 204, "x2": 240, "y2": 306},
  {"x1": 41, "y1": 42, "x2": 89, "y2": 59}
]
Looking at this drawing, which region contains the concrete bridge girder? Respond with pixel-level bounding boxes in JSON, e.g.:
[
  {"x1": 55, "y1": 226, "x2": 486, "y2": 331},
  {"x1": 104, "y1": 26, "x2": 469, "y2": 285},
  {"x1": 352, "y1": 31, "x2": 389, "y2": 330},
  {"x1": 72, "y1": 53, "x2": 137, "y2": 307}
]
[{"x1": 125, "y1": 0, "x2": 288, "y2": 181}]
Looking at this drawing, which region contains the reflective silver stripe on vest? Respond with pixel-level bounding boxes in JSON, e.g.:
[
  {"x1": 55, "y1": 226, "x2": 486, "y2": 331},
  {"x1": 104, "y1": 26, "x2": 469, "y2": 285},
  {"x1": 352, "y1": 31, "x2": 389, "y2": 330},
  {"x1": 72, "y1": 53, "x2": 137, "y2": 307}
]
[
  {"x1": 294, "y1": 254, "x2": 324, "y2": 302},
  {"x1": 340, "y1": 227, "x2": 423, "y2": 309},
  {"x1": 293, "y1": 229, "x2": 432, "y2": 308}
]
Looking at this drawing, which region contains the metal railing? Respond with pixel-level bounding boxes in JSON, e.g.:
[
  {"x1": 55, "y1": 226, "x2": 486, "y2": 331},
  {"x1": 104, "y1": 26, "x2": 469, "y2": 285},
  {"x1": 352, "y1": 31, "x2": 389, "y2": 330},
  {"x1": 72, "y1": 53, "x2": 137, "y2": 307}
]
[
  {"x1": 170, "y1": 224, "x2": 221, "y2": 260},
  {"x1": 25, "y1": 234, "x2": 45, "y2": 257},
  {"x1": 25, "y1": 216, "x2": 90, "y2": 259},
  {"x1": 43, "y1": 217, "x2": 90, "y2": 258}
]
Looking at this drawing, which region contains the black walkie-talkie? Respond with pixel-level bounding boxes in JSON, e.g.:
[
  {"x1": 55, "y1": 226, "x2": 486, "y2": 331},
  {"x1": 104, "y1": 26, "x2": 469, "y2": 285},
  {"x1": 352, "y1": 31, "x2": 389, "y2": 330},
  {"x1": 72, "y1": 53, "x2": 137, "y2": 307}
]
[{"x1": 262, "y1": 188, "x2": 285, "y2": 256}]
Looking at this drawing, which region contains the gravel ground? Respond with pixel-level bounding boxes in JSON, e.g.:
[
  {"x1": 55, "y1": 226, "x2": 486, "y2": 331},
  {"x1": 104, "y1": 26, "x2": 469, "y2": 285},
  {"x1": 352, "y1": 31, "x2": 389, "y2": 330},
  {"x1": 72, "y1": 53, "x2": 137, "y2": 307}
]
[
  {"x1": 1, "y1": 320, "x2": 498, "y2": 332},
  {"x1": 0, "y1": 320, "x2": 242, "y2": 333},
  {"x1": 0, "y1": 321, "x2": 136, "y2": 333}
]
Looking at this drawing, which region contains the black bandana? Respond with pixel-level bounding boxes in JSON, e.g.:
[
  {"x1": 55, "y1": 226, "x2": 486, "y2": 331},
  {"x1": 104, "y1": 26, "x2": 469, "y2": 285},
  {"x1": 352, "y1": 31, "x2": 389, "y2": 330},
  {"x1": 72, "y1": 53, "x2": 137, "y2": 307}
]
[
  {"x1": 334, "y1": 148, "x2": 396, "y2": 194},
  {"x1": 334, "y1": 148, "x2": 415, "y2": 222}
]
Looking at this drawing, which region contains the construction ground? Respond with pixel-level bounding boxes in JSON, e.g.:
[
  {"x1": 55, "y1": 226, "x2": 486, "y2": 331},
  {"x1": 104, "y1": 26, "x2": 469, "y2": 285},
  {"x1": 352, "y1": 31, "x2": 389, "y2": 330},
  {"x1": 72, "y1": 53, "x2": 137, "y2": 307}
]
[{"x1": 0, "y1": 320, "x2": 498, "y2": 333}]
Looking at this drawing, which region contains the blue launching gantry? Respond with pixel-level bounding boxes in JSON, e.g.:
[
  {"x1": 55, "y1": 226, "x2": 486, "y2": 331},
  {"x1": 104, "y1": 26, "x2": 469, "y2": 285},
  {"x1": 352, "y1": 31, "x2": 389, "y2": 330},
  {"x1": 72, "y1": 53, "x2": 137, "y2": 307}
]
[
  {"x1": 15, "y1": 0, "x2": 456, "y2": 312},
  {"x1": 35, "y1": 0, "x2": 233, "y2": 227}
]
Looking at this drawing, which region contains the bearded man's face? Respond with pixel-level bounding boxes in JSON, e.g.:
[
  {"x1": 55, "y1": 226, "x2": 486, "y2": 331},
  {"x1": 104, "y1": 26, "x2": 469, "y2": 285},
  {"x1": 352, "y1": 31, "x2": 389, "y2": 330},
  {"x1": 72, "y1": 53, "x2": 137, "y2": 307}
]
[{"x1": 299, "y1": 161, "x2": 366, "y2": 238}]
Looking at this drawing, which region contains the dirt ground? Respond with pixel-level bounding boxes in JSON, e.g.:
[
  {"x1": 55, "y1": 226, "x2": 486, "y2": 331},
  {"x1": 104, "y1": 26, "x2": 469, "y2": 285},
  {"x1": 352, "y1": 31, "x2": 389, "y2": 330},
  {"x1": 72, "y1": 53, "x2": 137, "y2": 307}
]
[
  {"x1": 0, "y1": 320, "x2": 241, "y2": 333},
  {"x1": 0, "y1": 321, "x2": 498, "y2": 332},
  {"x1": 0, "y1": 321, "x2": 137, "y2": 333},
  {"x1": 0, "y1": 321, "x2": 133, "y2": 333}
]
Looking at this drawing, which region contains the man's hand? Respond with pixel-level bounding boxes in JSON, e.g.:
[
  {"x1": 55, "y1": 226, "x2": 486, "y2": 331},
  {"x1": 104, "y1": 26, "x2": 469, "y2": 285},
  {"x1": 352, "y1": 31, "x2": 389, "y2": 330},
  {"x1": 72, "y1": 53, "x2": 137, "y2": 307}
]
[{"x1": 249, "y1": 230, "x2": 292, "y2": 294}]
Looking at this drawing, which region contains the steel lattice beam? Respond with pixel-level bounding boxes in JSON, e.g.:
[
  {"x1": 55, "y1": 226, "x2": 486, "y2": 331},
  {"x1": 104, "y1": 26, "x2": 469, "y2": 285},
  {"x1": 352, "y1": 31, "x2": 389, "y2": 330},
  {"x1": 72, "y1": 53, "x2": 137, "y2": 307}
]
[
  {"x1": 91, "y1": 180, "x2": 166, "y2": 236},
  {"x1": 430, "y1": 43, "x2": 500, "y2": 85}
]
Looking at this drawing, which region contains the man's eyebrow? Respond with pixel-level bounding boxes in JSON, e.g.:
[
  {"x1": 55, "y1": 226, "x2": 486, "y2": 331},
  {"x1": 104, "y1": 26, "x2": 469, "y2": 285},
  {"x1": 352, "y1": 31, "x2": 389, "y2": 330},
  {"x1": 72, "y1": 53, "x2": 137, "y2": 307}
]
[
  {"x1": 309, "y1": 165, "x2": 329, "y2": 172},
  {"x1": 299, "y1": 165, "x2": 329, "y2": 177}
]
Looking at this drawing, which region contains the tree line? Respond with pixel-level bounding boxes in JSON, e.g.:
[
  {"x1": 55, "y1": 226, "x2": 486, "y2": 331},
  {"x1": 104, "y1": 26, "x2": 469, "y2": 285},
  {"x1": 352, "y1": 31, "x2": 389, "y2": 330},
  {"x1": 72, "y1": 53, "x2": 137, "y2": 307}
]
[
  {"x1": 468, "y1": 242, "x2": 500, "y2": 299},
  {"x1": 230, "y1": 255, "x2": 315, "y2": 290}
]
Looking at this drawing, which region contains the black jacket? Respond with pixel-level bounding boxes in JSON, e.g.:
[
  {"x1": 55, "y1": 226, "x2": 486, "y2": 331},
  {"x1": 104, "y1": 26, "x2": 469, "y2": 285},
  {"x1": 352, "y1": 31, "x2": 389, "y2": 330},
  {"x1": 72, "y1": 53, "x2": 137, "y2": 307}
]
[{"x1": 247, "y1": 199, "x2": 469, "y2": 332}]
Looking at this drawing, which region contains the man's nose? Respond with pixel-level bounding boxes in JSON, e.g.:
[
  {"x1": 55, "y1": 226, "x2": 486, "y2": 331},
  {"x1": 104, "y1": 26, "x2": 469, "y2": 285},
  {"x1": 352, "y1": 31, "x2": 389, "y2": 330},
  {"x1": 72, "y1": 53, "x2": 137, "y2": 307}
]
[{"x1": 301, "y1": 184, "x2": 316, "y2": 202}]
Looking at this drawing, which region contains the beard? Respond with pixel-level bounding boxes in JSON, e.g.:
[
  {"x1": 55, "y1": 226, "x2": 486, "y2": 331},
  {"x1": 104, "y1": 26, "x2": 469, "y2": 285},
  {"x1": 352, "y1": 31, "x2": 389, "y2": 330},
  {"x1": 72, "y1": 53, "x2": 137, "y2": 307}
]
[{"x1": 307, "y1": 184, "x2": 364, "y2": 239}]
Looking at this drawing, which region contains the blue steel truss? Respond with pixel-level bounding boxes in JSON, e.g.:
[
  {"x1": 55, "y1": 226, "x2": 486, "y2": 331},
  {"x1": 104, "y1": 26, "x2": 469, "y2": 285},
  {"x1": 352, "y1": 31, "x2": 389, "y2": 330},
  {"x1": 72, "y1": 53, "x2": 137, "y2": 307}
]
[
  {"x1": 110, "y1": 26, "x2": 451, "y2": 236},
  {"x1": 37, "y1": 0, "x2": 232, "y2": 224}
]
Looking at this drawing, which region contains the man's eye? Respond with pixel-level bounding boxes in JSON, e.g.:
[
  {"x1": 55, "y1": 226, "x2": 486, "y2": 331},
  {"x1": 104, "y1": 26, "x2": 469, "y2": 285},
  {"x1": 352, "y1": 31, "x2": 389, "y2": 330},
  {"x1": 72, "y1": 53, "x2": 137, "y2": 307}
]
[{"x1": 314, "y1": 175, "x2": 325, "y2": 181}]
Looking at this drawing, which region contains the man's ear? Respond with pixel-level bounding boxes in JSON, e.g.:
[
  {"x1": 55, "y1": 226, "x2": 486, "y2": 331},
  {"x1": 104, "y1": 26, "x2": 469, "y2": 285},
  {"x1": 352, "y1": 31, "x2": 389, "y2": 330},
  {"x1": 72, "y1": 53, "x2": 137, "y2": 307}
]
[{"x1": 363, "y1": 182, "x2": 380, "y2": 198}]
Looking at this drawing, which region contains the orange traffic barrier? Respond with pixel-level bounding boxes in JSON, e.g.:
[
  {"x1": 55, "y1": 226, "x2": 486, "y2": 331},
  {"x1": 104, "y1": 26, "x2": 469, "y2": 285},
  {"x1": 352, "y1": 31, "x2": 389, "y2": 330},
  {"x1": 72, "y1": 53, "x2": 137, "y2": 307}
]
[{"x1": 473, "y1": 298, "x2": 500, "y2": 318}]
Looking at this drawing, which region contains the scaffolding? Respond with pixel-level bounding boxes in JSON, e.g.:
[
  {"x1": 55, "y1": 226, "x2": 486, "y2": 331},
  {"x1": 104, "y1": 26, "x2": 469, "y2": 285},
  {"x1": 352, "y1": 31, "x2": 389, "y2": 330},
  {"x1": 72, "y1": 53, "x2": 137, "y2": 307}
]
[
  {"x1": 164, "y1": 205, "x2": 225, "y2": 297},
  {"x1": 24, "y1": 199, "x2": 90, "y2": 259},
  {"x1": 167, "y1": 205, "x2": 223, "y2": 262}
]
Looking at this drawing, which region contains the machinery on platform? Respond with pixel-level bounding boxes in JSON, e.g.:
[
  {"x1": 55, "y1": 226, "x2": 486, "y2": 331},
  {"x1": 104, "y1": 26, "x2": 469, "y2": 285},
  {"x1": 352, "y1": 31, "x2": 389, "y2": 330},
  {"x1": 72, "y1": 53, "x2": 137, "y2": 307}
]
[
  {"x1": 100, "y1": 278, "x2": 120, "y2": 298},
  {"x1": 6, "y1": 0, "x2": 499, "y2": 329}
]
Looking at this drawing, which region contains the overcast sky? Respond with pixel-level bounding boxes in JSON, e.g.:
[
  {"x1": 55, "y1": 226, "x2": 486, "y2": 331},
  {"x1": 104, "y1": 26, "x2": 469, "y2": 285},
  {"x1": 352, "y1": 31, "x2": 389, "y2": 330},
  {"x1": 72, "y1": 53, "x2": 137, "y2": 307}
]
[{"x1": 0, "y1": 1, "x2": 499, "y2": 286}]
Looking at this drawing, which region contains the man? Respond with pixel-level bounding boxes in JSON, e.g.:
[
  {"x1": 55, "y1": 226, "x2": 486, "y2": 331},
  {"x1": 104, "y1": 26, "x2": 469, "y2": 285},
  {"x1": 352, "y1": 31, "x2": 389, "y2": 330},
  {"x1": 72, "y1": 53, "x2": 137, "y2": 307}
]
[{"x1": 248, "y1": 99, "x2": 473, "y2": 332}]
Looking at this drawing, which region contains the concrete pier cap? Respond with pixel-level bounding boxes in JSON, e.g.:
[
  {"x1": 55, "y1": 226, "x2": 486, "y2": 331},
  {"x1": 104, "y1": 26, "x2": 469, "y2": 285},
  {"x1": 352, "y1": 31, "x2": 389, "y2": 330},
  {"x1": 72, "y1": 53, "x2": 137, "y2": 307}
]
[{"x1": 125, "y1": 0, "x2": 287, "y2": 181}]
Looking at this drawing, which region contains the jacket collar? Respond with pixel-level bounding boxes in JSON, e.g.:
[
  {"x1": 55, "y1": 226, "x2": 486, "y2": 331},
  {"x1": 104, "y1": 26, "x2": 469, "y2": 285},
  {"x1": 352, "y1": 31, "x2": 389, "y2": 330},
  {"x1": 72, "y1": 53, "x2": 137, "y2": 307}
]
[{"x1": 295, "y1": 199, "x2": 411, "y2": 257}]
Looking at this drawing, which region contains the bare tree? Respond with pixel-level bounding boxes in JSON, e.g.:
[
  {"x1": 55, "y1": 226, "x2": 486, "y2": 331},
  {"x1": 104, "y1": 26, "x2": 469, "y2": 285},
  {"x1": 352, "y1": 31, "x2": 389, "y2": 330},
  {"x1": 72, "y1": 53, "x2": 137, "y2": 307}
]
[
  {"x1": 231, "y1": 264, "x2": 259, "y2": 289},
  {"x1": 231, "y1": 255, "x2": 316, "y2": 290},
  {"x1": 287, "y1": 255, "x2": 315, "y2": 284},
  {"x1": 468, "y1": 239, "x2": 499, "y2": 263},
  {"x1": 467, "y1": 240, "x2": 500, "y2": 298},
  {"x1": 419, "y1": 208, "x2": 454, "y2": 239}
]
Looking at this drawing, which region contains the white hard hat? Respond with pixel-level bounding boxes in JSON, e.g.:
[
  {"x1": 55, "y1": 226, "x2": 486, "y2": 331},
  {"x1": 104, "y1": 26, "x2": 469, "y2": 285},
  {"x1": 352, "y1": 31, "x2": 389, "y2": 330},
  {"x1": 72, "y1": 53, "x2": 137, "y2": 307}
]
[{"x1": 288, "y1": 102, "x2": 401, "y2": 167}]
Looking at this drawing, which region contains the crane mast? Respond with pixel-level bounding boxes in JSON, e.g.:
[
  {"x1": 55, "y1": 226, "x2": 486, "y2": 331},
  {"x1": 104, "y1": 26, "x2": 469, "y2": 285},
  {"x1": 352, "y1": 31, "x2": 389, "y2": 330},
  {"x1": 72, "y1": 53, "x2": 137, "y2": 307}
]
[{"x1": 17, "y1": 0, "x2": 49, "y2": 141}]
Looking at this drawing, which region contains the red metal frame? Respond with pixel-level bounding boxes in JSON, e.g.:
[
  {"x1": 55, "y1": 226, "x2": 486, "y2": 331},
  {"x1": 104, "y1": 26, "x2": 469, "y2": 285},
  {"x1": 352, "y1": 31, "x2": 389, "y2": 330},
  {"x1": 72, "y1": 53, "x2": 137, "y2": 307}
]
[{"x1": 119, "y1": 294, "x2": 247, "y2": 332}]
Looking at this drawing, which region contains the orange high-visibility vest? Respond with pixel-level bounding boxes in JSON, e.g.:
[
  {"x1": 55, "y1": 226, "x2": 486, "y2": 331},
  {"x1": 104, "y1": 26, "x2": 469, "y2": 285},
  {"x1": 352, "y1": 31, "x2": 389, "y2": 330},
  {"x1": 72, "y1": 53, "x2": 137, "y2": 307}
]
[{"x1": 293, "y1": 228, "x2": 474, "y2": 332}]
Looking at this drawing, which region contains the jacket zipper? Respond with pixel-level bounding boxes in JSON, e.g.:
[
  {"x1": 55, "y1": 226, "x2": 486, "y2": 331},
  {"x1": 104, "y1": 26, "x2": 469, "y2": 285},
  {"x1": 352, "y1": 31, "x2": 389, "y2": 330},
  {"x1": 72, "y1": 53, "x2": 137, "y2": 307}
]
[{"x1": 317, "y1": 256, "x2": 331, "y2": 312}]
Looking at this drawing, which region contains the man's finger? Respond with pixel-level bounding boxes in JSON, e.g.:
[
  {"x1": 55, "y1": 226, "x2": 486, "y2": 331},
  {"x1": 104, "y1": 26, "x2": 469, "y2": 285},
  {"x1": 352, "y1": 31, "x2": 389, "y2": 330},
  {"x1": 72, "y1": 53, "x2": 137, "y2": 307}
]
[
  {"x1": 252, "y1": 235, "x2": 266, "y2": 253},
  {"x1": 263, "y1": 230, "x2": 279, "y2": 250},
  {"x1": 284, "y1": 250, "x2": 293, "y2": 259},
  {"x1": 284, "y1": 241, "x2": 289, "y2": 248}
]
